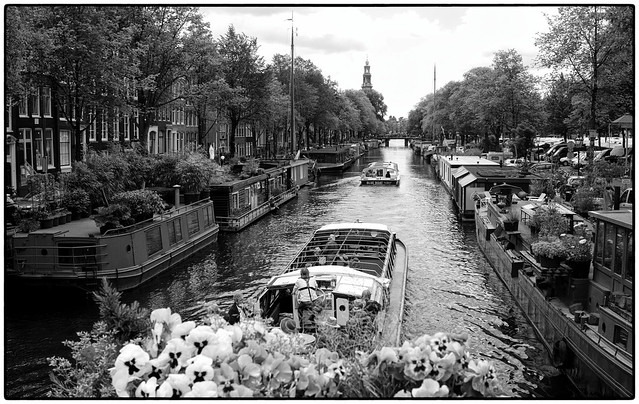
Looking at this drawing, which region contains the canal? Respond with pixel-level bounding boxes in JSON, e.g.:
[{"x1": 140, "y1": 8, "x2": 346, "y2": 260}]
[{"x1": 4, "y1": 140, "x2": 575, "y2": 398}]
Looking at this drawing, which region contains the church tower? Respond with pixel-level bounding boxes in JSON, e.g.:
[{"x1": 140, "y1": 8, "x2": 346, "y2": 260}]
[{"x1": 361, "y1": 58, "x2": 372, "y2": 90}]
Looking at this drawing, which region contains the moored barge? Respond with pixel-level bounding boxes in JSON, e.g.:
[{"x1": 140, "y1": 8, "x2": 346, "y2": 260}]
[
  {"x1": 8, "y1": 199, "x2": 219, "y2": 292},
  {"x1": 474, "y1": 192, "x2": 633, "y2": 398}
]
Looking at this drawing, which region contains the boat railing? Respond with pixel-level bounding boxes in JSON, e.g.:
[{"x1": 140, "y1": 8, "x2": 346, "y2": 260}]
[
  {"x1": 103, "y1": 199, "x2": 215, "y2": 236},
  {"x1": 216, "y1": 188, "x2": 297, "y2": 230},
  {"x1": 14, "y1": 244, "x2": 109, "y2": 274}
]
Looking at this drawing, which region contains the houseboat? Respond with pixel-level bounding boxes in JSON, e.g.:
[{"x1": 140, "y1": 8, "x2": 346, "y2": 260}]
[
  {"x1": 436, "y1": 154, "x2": 499, "y2": 194},
  {"x1": 360, "y1": 161, "x2": 400, "y2": 185},
  {"x1": 209, "y1": 161, "x2": 308, "y2": 232},
  {"x1": 258, "y1": 222, "x2": 409, "y2": 346},
  {"x1": 474, "y1": 192, "x2": 633, "y2": 398},
  {"x1": 301, "y1": 146, "x2": 359, "y2": 174},
  {"x1": 8, "y1": 199, "x2": 219, "y2": 292}
]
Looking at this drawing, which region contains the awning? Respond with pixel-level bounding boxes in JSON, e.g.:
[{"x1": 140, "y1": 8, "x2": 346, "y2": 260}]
[
  {"x1": 458, "y1": 173, "x2": 477, "y2": 187},
  {"x1": 611, "y1": 114, "x2": 633, "y2": 129}
]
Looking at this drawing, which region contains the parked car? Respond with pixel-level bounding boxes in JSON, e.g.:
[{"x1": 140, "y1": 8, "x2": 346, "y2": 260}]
[
  {"x1": 530, "y1": 162, "x2": 555, "y2": 172},
  {"x1": 605, "y1": 146, "x2": 631, "y2": 164},
  {"x1": 545, "y1": 143, "x2": 567, "y2": 159},
  {"x1": 619, "y1": 187, "x2": 633, "y2": 210}
]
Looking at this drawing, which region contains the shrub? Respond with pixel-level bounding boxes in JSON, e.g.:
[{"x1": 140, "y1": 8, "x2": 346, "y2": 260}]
[
  {"x1": 111, "y1": 189, "x2": 165, "y2": 220},
  {"x1": 560, "y1": 233, "x2": 592, "y2": 262},
  {"x1": 92, "y1": 204, "x2": 132, "y2": 229},
  {"x1": 148, "y1": 154, "x2": 181, "y2": 188},
  {"x1": 62, "y1": 188, "x2": 91, "y2": 215},
  {"x1": 529, "y1": 204, "x2": 569, "y2": 238},
  {"x1": 531, "y1": 237, "x2": 568, "y2": 259},
  {"x1": 175, "y1": 152, "x2": 216, "y2": 193}
]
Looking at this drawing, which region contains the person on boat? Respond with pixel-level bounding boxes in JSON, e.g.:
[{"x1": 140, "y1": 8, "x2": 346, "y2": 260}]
[
  {"x1": 293, "y1": 267, "x2": 321, "y2": 326},
  {"x1": 323, "y1": 234, "x2": 338, "y2": 263},
  {"x1": 224, "y1": 292, "x2": 246, "y2": 325}
]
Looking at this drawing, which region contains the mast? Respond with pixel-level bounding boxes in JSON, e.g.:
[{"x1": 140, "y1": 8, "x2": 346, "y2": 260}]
[
  {"x1": 289, "y1": 12, "x2": 296, "y2": 154},
  {"x1": 433, "y1": 63, "x2": 436, "y2": 144}
]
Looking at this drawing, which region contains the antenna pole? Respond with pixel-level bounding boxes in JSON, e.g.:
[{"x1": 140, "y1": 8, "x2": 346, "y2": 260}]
[{"x1": 290, "y1": 12, "x2": 296, "y2": 154}]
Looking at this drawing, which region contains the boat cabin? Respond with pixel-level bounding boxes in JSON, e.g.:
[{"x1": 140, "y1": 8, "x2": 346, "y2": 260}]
[{"x1": 361, "y1": 161, "x2": 400, "y2": 185}]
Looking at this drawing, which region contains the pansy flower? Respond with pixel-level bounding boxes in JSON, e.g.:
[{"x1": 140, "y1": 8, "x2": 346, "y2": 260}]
[
  {"x1": 111, "y1": 344, "x2": 151, "y2": 396},
  {"x1": 402, "y1": 346, "x2": 432, "y2": 381},
  {"x1": 171, "y1": 320, "x2": 196, "y2": 340},
  {"x1": 145, "y1": 356, "x2": 170, "y2": 380},
  {"x1": 429, "y1": 332, "x2": 452, "y2": 356},
  {"x1": 135, "y1": 376, "x2": 159, "y2": 398},
  {"x1": 261, "y1": 353, "x2": 293, "y2": 390},
  {"x1": 224, "y1": 323, "x2": 244, "y2": 344},
  {"x1": 429, "y1": 351, "x2": 456, "y2": 381},
  {"x1": 185, "y1": 325, "x2": 216, "y2": 355},
  {"x1": 184, "y1": 381, "x2": 218, "y2": 397},
  {"x1": 238, "y1": 339, "x2": 269, "y2": 364},
  {"x1": 185, "y1": 354, "x2": 215, "y2": 383},
  {"x1": 157, "y1": 374, "x2": 191, "y2": 398},
  {"x1": 215, "y1": 362, "x2": 253, "y2": 397},
  {"x1": 412, "y1": 378, "x2": 450, "y2": 397},
  {"x1": 325, "y1": 359, "x2": 346, "y2": 380},
  {"x1": 467, "y1": 359, "x2": 499, "y2": 395},
  {"x1": 159, "y1": 337, "x2": 193, "y2": 373},
  {"x1": 235, "y1": 353, "x2": 262, "y2": 389}
]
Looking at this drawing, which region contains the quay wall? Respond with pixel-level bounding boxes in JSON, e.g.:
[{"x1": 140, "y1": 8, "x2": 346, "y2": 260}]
[{"x1": 475, "y1": 217, "x2": 633, "y2": 398}]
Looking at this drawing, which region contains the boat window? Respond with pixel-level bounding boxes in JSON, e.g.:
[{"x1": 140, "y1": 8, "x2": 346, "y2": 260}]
[
  {"x1": 614, "y1": 228, "x2": 625, "y2": 276},
  {"x1": 613, "y1": 325, "x2": 629, "y2": 350},
  {"x1": 58, "y1": 243, "x2": 97, "y2": 266},
  {"x1": 595, "y1": 221, "x2": 604, "y2": 265},
  {"x1": 204, "y1": 205, "x2": 215, "y2": 226},
  {"x1": 231, "y1": 192, "x2": 239, "y2": 210},
  {"x1": 376, "y1": 169, "x2": 383, "y2": 176},
  {"x1": 186, "y1": 212, "x2": 200, "y2": 236},
  {"x1": 168, "y1": 218, "x2": 183, "y2": 245},
  {"x1": 145, "y1": 226, "x2": 163, "y2": 256},
  {"x1": 625, "y1": 232, "x2": 633, "y2": 282}
]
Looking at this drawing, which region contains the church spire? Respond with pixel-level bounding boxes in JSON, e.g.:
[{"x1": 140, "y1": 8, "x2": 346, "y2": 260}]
[{"x1": 361, "y1": 57, "x2": 372, "y2": 90}]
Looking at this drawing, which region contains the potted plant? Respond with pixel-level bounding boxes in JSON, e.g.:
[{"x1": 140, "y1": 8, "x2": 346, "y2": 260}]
[
  {"x1": 62, "y1": 188, "x2": 91, "y2": 220},
  {"x1": 531, "y1": 237, "x2": 568, "y2": 269},
  {"x1": 175, "y1": 152, "x2": 215, "y2": 205},
  {"x1": 92, "y1": 203, "x2": 133, "y2": 234},
  {"x1": 501, "y1": 210, "x2": 519, "y2": 232},
  {"x1": 111, "y1": 189, "x2": 165, "y2": 223},
  {"x1": 560, "y1": 227, "x2": 593, "y2": 278}
]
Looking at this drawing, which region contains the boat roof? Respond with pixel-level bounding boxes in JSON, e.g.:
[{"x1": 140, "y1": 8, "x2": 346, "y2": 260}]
[
  {"x1": 318, "y1": 222, "x2": 391, "y2": 232},
  {"x1": 366, "y1": 161, "x2": 398, "y2": 170}
]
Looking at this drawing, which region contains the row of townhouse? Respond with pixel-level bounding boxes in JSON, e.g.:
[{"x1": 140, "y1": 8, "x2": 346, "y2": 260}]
[{"x1": 5, "y1": 84, "x2": 258, "y2": 196}]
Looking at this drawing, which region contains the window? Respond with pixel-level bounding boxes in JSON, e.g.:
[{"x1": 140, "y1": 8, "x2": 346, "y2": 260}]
[
  {"x1": 88, "y1": 109, "x2": 96, "y2": 141},
  {"x1": 133, "y1": 109, "x2": 139, "y2": 139},
  {"x1": 231, "y1": 192, "x2": 239, "y2": 210},
  {"x1": 34, "y1": 129, "x2": 44, "y2": 170},
  {"x1": 113, "y1": 109, "x2": 120, "y2": 140},
  {"x1": 59, "y1": 130, "x2": 71, "y2": 166},
  {"x1": 145, "y1": 226, "x2": 163, "y2": 256},
  {"x1": 625, "y1": 232, "x2": 633, "y2": 282},
  {"x1": 168, "y1": 219, "x2": 183, "y2": 245},
  {"x1": 35, "y1": 129, "x2": 54, "y2": 169},
  {"x1": 58, "y1": 243, "x2": 98, "y2": 266},
  {"x1": 30, "y1": 88, "x2": 40, "y2": 117},
  {"x1": 186, "y1": 212, "x2": 200, "y2": 236},
  {"x1": 18, "y1": 128, "x2": 33, "y2": 182},
  {"x1": 158, "y1": 130, "x2": 165, "y2": 154},
  {"x1": 101, "y1": 111, "x2": 108, "y2": 141},
  {"x1": 595, "y1": 221, "x2": 604, "y2": 265},
  {"x1": 613, "y1": 326, "x2": 629, "y2": 350},
  {"x1": 614, "y1": 228, "x2": 625, "y2": 275},
  {"x1": 18, "y1": 94, "x2": 28, "y2": 116},
  {"x1": 42, "y1": 87, "x2": 51, "y2": 117},
  {"x1": 205, "y1": 205, "x2": 215, "y2": 226},
  {"x1": 123, "y1": 114, "x2": 130, "y2": 141}
]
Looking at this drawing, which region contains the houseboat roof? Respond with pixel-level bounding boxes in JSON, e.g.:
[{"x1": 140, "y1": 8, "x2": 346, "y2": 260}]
[
  {"x1": 303, "y1": 147, "x2": 350, "y2": 155},
  {"x1": 588, "y1": 210, "x2": 633, "y2": 228},
  {"x1": 440, "y1": 155, "x2": 499, "y2": 167}
]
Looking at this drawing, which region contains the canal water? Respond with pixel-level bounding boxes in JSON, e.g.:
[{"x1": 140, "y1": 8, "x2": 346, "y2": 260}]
[{"x1": 4, "y1": 140, "x2": 575, "y2": 398}]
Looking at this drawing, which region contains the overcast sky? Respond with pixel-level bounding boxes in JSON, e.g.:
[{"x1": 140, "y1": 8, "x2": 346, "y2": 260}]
[{"x1": 200, "y1": 5, "x2": 559, "y2": 119}]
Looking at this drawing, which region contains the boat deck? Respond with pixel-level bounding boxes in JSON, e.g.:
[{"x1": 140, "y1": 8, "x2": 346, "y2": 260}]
[{"x1": 476, "y1": 199, "x2": 632, "y2": 370}]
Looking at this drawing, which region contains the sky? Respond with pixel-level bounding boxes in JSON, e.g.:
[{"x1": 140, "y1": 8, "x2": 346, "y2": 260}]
[{"x1": 200, "y1": 4, "x2": 560, "y2": 119}]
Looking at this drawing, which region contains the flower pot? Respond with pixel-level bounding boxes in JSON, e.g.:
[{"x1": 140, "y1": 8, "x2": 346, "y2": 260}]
[
  {"x1": 58, "y1": 214, "x2": 67, "y2": 225},
  {"x1": 538, "y1": 255, "x2": 562, "y2": 269},
  {"x1": 52, "y1": 216, "x2": 60, "y2": 227},
  {"x1": 566, "y1": 260, "x2": 590, "y2": 278},
  {"x1": 200, "y1": 189, "x2": 211, "y2": 201},
  {"x1": 71, "y1": 211, "x2": 82, "y2": 221},
  {"x1": 40, "y1": 218, "x2": 53, "y2": 229},
  {"x1": 503, "y1": 221, "x2": 519, "y2": 232},
  {"x1": 184, "y1": 192, "x2": 200, "y2": 205},
  {"x1": 66, "y1": 212, "x2": 72, "y2": 222}
]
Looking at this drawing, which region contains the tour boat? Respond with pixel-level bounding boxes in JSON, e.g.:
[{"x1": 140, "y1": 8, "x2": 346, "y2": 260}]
[
  {"x1": 360, "y1": 161, "x2": 400, "y2": 185},
  {"x1": 257, "y1": 222, "x2": 408, "y2": 346},
  {"x1": 8, "y1": 199, "x2": 219, "y2": 292}
]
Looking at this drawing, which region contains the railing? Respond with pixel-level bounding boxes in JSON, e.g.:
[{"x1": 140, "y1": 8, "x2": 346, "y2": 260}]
[
  {"x1": 217, "y1": 188, "x2": 297, "y2": 231},
  {"x1": 14, "y1": 244, "x2": 108, "y2": 274}
]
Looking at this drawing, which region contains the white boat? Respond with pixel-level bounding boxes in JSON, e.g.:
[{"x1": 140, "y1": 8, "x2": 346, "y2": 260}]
[
  {"x1": 258, "y1": 222, "x2": 408, "y2": 346},
  {"x1": 360, "y1": 161, "x2": 400, "y2": 185}
]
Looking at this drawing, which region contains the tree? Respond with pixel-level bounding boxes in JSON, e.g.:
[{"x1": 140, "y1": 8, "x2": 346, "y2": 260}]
[
  {"x1": 217, "y1": 25, "x2": 267, "y2": 157},
  {"x1": 362, "y1": 89, "x2": 388, "y2": 122},
  {"x1": 536, "y1": 6, "x2": 634, "y2": 134},
  {"x1": 20, "y1": 6, "x2": 139, "y2": 161}
]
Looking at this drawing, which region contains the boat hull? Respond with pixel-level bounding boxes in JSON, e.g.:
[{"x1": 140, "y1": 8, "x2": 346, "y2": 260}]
[{"x1": 474, "y1": 206, "x2": 633, "y2": 398}]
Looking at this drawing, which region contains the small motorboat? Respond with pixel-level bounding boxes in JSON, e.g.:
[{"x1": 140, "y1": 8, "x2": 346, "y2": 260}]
[{"x1": 360, "y1": 161, "x2": 400, "y2": 185}]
